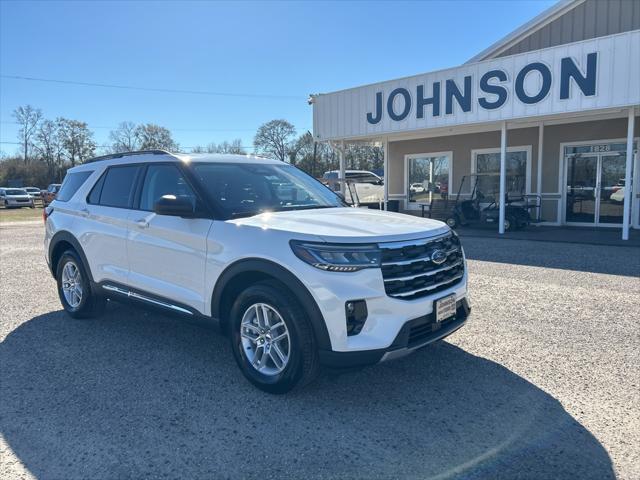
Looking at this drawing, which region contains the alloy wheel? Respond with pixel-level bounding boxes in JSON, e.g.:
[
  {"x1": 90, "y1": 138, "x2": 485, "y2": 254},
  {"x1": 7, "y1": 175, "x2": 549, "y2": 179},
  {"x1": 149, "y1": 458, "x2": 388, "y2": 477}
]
[
  {"x1": 240, "y1": 303, "x2": 291, "y2": 376},
  {"x1": 61, "y1": 261, "x2": 83, "y2": 308}
]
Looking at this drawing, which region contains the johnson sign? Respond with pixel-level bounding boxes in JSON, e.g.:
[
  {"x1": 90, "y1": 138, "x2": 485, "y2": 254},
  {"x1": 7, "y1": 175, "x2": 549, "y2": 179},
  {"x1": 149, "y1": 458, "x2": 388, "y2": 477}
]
[
  {"x1": 312, "y1": 30, "x2": 640, "y2": 141},
  {"x1": 366, "y1": 54, "x2": 597, "y2": 124}
]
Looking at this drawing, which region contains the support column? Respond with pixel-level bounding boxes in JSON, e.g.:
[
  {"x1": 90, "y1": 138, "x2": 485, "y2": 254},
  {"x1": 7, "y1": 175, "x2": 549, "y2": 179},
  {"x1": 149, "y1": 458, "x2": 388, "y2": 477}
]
[
  {"x1": 339, "y1": 140, "x2": 346, "y2": 196},
  {"x1": 499, "y1": 121, "x2": 507, "y2": 234},
  {"x1": 536, "y1": 122, "x2": 544, "y2": 218},
  {"x1": 622, "y1": 108, "x2": 635, "y2": 240},
  {"x1": 383, "y1": 137, "x2": 389, "y2": 211}
]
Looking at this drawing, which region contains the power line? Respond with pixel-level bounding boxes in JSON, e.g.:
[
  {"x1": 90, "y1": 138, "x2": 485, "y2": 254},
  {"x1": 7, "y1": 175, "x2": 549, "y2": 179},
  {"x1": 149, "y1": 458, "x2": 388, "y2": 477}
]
[
  {"x1": 1, "y1": 75, "x2": 307, "y2": 100},
  {"x1": 0, "y1": 140, "x2": 255, "y2": 152},
  {"x1": 0, "y1": 120, "x2": 312, "y2": 133},
  {"x1": 0, "y1": 121, "x2": 257, "y2": 133}
]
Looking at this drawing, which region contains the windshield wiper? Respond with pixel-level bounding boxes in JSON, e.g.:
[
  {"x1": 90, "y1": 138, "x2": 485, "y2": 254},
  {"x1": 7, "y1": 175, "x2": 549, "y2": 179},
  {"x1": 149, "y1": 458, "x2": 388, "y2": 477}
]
[{"x1": 275, "y1": 205, "x2": 338, "y2": 212}]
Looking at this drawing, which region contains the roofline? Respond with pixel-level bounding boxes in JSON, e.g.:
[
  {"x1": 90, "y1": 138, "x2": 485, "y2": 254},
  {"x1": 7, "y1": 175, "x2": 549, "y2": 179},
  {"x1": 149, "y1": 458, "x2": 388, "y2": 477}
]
[
  {"x1": 85, "y1": 149, "x2": 175, "y2": 164},
  {"x1": 465, "y1": 0, "x2": 584, "y2": 64}
]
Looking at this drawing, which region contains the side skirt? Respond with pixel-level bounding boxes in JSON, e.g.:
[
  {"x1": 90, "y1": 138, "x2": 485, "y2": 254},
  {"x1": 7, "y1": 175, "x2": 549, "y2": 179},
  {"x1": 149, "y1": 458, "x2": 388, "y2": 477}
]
[{"x1": 97, "y1": 282, "x2": 222, "y2": 331}]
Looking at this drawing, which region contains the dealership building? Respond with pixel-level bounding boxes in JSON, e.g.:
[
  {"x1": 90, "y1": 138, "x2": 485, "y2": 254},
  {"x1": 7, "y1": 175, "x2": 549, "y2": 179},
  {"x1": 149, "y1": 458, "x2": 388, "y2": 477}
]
[{"x1": 311, "y1": 0, "x2": 640, "y2": 239}]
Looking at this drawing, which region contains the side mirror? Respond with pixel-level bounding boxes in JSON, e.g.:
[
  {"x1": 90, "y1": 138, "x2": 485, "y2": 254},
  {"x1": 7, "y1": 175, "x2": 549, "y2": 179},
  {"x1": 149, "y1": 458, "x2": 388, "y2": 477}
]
[{"x1": 153, "y1": 195, "x2": 195, "y2": 217}]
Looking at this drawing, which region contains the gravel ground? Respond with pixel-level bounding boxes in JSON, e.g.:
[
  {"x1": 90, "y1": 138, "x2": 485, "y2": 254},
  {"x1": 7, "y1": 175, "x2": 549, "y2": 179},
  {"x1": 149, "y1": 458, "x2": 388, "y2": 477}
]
[{"x1": 1, "y1": 222, "x2": 639, "y2": 479}]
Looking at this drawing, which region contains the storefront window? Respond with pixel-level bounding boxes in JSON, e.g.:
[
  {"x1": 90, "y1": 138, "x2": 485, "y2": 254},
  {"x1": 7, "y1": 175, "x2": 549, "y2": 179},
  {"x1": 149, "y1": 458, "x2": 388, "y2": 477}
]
[
  {"x1": 406, "y1": 154, "x2": 450, "y2": 208},
  {"x1": 474, "y1": 150, "x2": 528, "y2": 201}
]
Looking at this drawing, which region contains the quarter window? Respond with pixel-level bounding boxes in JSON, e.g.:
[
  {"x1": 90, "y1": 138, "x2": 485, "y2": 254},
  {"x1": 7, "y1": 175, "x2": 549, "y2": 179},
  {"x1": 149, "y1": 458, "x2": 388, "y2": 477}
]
[
  {"x1": 57, "y1": 171, "x2": 93, "y2": 202},
  {"x1": 139, "y1": 164, "x2": 196, "y2": 211}
]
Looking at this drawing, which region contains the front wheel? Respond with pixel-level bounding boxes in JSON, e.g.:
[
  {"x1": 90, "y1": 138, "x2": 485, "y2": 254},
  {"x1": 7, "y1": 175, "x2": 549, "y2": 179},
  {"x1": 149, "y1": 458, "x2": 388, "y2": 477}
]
[
  {"x1": 229, "y1": 281, "x2": 319, "y2": 394},
  {"x1": 504, "y1": 216, "x2": 515, "y2": 232}
]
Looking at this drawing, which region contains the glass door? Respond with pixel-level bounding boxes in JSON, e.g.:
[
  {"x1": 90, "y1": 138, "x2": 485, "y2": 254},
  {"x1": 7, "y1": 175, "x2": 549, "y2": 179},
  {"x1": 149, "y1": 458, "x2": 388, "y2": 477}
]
[
  {"x1": 598, "y1": 153, "x2": 626, "y2": 224},
  {"x1": 566, "y1": 154, "x2": 598, "y2": 224},
  {"x1": 406, "y1": 154, "x2": 450, "y2": 210}
]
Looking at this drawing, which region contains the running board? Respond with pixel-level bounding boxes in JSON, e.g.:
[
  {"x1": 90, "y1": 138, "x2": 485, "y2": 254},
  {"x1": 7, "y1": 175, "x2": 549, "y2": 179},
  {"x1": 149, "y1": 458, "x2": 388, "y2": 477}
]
[{"x1": 102, "y1": 284, "x2": 193, "y2": 316}]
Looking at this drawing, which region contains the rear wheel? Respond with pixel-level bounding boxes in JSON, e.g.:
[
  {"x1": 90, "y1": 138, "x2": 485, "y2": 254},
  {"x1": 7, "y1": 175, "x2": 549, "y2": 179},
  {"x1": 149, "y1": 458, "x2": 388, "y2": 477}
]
[
  {"x1": 56, "y1": 250, "x2": 105, "y2": 318},
  {"x1": 229, "y1": 281, "x2": 319, "y2": 394},
  {"x1": 445, "y1": 216, "x2": 458, "y2": 228}
]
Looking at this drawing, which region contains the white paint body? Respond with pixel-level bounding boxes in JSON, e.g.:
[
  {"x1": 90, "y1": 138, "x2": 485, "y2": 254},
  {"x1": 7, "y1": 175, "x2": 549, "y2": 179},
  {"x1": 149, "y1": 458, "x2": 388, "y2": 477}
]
[{"x1": 44, "y1": 153, "x2": 468, "y2": 355}]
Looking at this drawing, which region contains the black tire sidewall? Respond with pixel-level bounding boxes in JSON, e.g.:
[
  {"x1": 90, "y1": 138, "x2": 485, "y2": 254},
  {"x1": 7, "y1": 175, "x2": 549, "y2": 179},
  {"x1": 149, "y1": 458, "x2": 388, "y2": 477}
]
[
  {"x1": 505, "y1": 217, "x2": 515, "y2": 231},
  {"x1": 56, "y1": 250, "x2": 95, "y2": 318},
  {"x1": 229, "y1": 283, "x2": 309, "y2": 393}
]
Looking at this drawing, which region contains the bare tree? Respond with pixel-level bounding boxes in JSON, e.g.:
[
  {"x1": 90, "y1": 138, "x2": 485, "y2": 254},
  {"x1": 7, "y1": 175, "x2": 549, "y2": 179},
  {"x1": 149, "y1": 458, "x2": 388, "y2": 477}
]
[
  {"x1": 58, "y1": 118, "x2": 97, "y2": 166},
  {"x1": 134, "y1": 124, "x2": 179, "y2": 151},
  {"x1": 13, "y1": 105, "x2": 43, "y2": 163},
  {"x1": 253, "y1": 119, "x2": 296, "y2": 162},
  {"x1": 108, "y1": 121, "x2": 139, "y2": 153},
  {"x1": 34, "y1": 119, "x2": 64, "y2": 173},
  {"x1": 206, "y1": 138, "x2": 245, "y2": 155}
]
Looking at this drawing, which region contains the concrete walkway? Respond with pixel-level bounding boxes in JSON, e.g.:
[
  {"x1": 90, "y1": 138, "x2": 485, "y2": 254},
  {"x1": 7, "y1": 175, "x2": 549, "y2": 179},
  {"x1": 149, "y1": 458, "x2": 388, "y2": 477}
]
[{"x1": 457, "y1": 225, "x2": 640, "y2": 247}]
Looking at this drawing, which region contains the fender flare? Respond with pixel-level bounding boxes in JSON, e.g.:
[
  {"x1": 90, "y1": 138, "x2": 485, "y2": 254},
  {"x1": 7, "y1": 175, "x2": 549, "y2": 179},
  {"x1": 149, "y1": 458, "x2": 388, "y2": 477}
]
[
  {"x1": 48, "y1": 231, "x2": 95, "y2": 283},
  {"x1": 211, "y1": 258, "x2": 332, "y2": 351}
]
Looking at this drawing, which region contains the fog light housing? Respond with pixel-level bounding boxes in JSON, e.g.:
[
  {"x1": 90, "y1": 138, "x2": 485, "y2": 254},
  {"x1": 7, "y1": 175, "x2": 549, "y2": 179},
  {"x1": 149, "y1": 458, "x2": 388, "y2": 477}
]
[{"x1": 345, "y1": 300, "x2": 368, "y2": 336}]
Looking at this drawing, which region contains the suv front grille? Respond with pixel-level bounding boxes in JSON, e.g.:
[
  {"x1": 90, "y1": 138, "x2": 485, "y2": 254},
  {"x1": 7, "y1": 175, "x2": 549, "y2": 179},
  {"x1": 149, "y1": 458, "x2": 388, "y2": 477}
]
[{"x1": 380, "y1": 232, "x2": 464, "y2": 300}]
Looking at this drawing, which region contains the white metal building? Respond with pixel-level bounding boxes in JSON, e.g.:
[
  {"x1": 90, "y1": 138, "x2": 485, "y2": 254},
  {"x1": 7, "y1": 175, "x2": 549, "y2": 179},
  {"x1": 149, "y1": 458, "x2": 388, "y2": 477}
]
[{"x1": 311, "y1": 0, "x2": 640, "y2": 239}]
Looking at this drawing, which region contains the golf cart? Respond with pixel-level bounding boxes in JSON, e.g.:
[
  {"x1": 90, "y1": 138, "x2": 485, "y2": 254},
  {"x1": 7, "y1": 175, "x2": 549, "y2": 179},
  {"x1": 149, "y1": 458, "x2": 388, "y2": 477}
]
[{"x1": 445, "y1": 173, "x2": 539, "y2": 231}]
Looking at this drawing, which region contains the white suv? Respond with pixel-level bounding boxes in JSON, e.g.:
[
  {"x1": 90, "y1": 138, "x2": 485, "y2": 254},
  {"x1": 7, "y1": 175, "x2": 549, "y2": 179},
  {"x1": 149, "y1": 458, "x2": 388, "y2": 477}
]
[{"x1": 44, "y1": 150, "x2": 470, "y2": 393}]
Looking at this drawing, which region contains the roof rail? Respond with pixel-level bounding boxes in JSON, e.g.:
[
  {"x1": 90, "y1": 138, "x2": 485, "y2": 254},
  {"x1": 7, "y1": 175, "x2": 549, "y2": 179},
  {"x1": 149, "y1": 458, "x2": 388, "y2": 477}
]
[{"x1": 85, "y1": 149, "x2": 174, "y2": 164}]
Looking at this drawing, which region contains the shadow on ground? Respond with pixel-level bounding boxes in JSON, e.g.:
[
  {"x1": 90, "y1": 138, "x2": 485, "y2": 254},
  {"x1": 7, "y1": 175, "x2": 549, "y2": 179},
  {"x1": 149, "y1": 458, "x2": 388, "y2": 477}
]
[
  {"x1": 1, "y1": 303, "x2": 614, "y2": 479},
  {"x1": 462, "y1": 235, "x2": 640, "y2": 277}
]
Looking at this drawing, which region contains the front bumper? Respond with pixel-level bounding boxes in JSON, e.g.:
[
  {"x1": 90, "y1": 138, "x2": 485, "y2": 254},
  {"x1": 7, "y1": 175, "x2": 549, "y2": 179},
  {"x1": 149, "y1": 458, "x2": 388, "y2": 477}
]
[
  {"x1": 319, "y1": 297, "x2": 470, "y2": 368},
  {"x1": 5, "y1": 200, "x2": 33, "y2": 207}
]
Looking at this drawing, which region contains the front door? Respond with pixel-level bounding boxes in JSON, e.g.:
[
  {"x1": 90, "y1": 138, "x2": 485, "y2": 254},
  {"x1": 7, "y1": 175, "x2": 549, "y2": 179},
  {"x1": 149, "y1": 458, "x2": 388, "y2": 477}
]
[
  {"x1": 566, "y1": 154, "x2": 598, "y2": 224},
  {"x1": 598, "y1": 153, "x2": 626, "y2": 224},
  {"x1": 126, "y1": 163, "x2": 212, "y2": 314},
  {"x1": 565, "y1": 147, "x2": 630, "y2": 226}
]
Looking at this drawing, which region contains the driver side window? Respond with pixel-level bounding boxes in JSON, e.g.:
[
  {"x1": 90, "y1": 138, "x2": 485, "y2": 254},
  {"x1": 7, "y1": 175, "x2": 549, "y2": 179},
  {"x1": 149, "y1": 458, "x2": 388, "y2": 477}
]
[{"x1": 139, "y1": 164, "x2": 196, "y2": 211}]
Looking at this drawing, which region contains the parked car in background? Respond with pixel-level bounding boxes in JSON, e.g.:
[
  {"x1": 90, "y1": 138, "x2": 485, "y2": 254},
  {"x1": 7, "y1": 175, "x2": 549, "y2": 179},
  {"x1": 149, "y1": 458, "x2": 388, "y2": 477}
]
[
  {"x1": 322, "y1": 170, "x2": 384, "y2": 205},
  {"x1": 610, "y1": 180, "x2": 625, "y2": 203},
  {"x1": 0, "y1": 188, "x2": 35, "y2": 208},
  {"x1": 23, "y1": 187, "x2": 42, "y2": 201},
  {"x1": 42, "y1": 183, "x2": 61, "y2": 205},
  {"x1": 410, "y1": 183, "x2": 425, "y2": 193}
]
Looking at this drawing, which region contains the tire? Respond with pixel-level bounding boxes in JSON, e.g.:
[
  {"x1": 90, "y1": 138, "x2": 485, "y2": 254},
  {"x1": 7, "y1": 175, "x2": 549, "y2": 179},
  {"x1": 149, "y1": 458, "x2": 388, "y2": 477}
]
[
  {"x1": 445, "y1": 216, "x2": 458, "y2": 228},
  {"x1": 56, "y1": 249, "x2": 105, "y2": 319},
  {"x1": 504, "y1": 216, "x2": 515, "y2": 232},
  {"x1": 229, "y1": 280, "x2": 320, "y2": 394}
]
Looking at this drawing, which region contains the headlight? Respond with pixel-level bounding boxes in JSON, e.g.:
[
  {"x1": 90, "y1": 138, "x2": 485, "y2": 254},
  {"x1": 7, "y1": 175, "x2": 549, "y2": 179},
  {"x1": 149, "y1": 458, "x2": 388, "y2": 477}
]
[{"x1": 290, "y1": 240, "x2": 381, "y2": 272}]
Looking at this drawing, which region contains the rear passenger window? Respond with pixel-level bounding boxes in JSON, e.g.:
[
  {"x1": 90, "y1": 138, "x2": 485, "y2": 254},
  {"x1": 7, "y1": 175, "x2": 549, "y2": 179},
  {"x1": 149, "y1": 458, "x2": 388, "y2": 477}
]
[
  {"x1": 93, "y1": 165, "x2": 141, "y2": 208},
  {"x1": 57, "y1": 171, "x2": 93, "y2": 202}
]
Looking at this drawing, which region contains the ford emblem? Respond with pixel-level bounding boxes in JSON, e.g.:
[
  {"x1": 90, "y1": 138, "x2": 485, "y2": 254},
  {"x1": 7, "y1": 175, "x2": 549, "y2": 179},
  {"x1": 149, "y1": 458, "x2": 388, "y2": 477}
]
[{"x1": 431, "y1": 249, "x2": 447, "y2": 265}]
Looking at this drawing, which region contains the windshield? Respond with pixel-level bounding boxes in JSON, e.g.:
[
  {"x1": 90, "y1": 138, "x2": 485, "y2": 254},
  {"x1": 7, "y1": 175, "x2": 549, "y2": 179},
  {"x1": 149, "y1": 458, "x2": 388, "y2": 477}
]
[
  {"x1": 192, "y1": 163, "x2": 344, "y2": 219},
  {"x1": 6, "y1": 189, "x2": 27, "y2": 195}
]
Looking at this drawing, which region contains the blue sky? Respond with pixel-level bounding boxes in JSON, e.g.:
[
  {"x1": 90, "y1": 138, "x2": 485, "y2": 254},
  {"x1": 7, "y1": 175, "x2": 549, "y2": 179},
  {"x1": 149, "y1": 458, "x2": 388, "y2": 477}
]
[{"x1": 0, "y1": 0, "x2": 555, "y2": 155}]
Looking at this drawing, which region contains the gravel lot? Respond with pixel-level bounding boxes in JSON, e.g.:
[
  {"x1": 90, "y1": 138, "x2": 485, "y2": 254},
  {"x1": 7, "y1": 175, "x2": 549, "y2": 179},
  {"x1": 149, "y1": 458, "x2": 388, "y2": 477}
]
[{"x1": 1, "y1": 221, "x2": 639, "y2": 479}]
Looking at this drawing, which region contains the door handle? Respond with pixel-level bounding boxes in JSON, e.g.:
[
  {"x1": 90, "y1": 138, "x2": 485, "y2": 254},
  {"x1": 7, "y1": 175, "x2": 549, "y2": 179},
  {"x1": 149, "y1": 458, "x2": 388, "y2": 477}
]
[
  {"x1": 135, "y1": 218, "x2": 150, "y2": 228},
  {"x1": 79, "y1": 208, "x2": 90, "y2": 218}
]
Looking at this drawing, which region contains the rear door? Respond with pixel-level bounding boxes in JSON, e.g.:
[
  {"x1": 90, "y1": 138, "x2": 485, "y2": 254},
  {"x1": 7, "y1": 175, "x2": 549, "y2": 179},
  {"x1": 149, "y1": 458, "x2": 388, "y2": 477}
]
[
  {"x1": 126, "y1": 163, "x2": 212, "y2": 313},
  {"x1": 79, "y1": 164, "x2": 142, "y2": 286}
]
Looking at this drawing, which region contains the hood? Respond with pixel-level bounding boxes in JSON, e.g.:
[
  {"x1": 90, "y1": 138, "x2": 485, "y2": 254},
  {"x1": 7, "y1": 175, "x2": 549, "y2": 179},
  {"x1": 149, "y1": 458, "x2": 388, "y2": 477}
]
[{"x1": 228, "y1": 207, "x2": 450, "y2": 243}]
